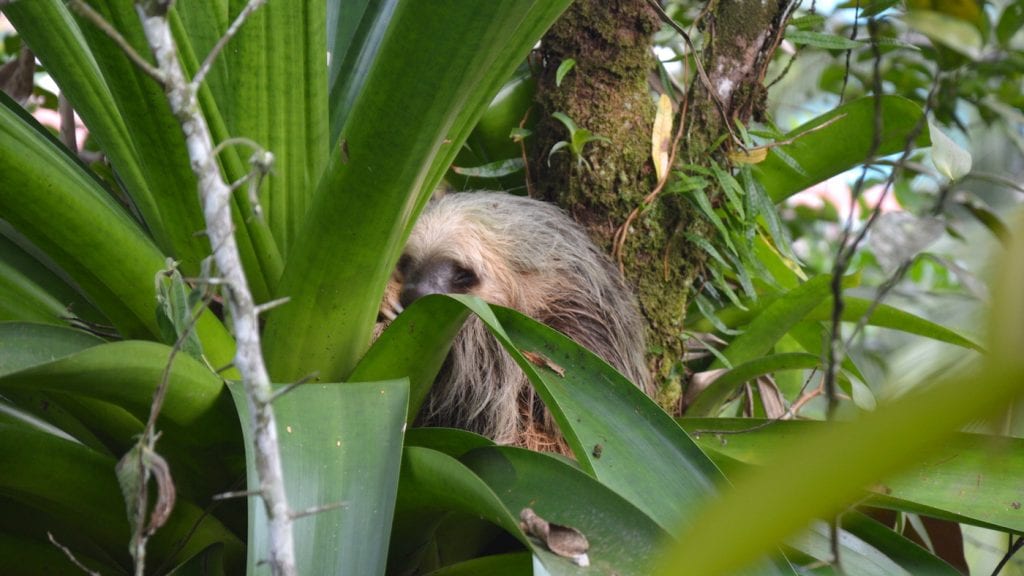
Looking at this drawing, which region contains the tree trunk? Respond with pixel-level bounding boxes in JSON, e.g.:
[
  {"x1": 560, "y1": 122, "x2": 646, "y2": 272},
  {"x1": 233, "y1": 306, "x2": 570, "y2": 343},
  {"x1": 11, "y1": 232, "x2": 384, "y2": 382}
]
[{"x1": 532, "y1": 0, "x2": 792, "y2": 409}]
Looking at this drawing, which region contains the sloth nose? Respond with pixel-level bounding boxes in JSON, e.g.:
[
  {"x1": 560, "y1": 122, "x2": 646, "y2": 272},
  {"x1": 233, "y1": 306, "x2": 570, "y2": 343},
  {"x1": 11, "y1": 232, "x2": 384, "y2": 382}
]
[
  {"x1": 399, "y1": 273, "x2": 450, "y2": 308},
  {"x1": 399, "y1": 282, "x2": 434, "y2": 308}
]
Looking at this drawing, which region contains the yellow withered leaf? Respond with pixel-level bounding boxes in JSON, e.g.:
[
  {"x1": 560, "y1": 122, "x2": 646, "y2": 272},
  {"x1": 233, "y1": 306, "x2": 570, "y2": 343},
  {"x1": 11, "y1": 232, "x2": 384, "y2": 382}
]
[
  {"x1": 652, "y1": 93, "x2": 673, "y2": 183},
  {"x1": 728, "y1": 146, "x2": 769, "y2": 165}
]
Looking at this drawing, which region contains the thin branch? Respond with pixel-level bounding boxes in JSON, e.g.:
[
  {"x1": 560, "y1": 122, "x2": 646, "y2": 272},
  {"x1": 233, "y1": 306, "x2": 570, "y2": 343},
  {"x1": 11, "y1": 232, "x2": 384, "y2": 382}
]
[
  {"x1": 839, "y1": 0, "x2": 862, "y2": 103},
  {"x1": 66, "y1": 0, "x2": 165, "y2": 84},
  {"x1": 269, "y1": 372, "x2": 320, "y2": 403},
  {"x1": 213, "y1": 488, "x2": 261, "y2": 501},
  {"x1": 255, "y1": 296, "x2": 291, "y2": 316},
  {"x1": 825, "y1": 17, "x2": 887, "y2": 421},
  {"x1": 48, "y1": 532, "x2": 101, "y2": 576},
  {"x1": 643, "y1": 0, "x2": 742, "y2": 147},
  {"x1": 191, "y1": 0, "x2": 268, "y2": 89},
  {"x1": 991, "y1": 535, "x2": 1024, "y2": 576},
  {"x1": 130, "y1": 0, "x2": 297, "y2": 573},
  {"x1": 290, "y1": 501, "x2": 349, "y2": 520}
]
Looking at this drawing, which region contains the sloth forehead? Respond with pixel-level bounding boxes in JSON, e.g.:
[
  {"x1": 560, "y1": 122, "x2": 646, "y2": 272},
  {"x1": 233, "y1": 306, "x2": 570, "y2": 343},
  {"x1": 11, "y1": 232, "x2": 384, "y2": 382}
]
[{"x1": 405, "y1": 212, "x2": 491, "y2": 268}]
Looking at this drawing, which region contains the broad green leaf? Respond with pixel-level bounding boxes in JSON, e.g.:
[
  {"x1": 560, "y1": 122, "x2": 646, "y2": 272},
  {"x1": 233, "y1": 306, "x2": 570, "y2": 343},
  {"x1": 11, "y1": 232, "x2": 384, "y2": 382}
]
[
  {"x1": 806, "y1": 297, "x2": 983, "y2": 352},
  {"x1": 436, "y1": 298, "x2": 795, "y2": 575},
  {"x1": 0, "y1": 323, "x2": 103, "y2": 376},
  {"x1": 0, "y1": 97, "x2": 236, "y2": 368},
  {"x1": 0, "y1": 391, "x2": 113, "y2": 455},
  {"x1": 682, "y1": 419, "x2": 1024, "y2": 533},
  {"x1": 0, "y1": 412, "x2": 245, "y2": 574},
  {"x1": 484, "y1": 304, "x2": 720, "y2": 531},
  {"x1": 465, "y1": 447, "x2": 669, "y2": 575},
  {"x1": 6, "y1": 0, "x2": 277, "y2": 301},
  {"x1": 2, "y1": 1, "x2": 177, "y2": 263},
  {"x1": 753, "y1": 96, "x2": 931, "y2": 203},
  {"x1": 169, "y1": 7, "x2": 284, "y2": 298},
  {"x1": 789, "y1": 14, "x2": 827, "y2": 30},
  {"x1": 230, "y1": 379, "x2": 408, "y2": 576},
  {"x1": 395, "y1": 445, "x2": 669, "y2": 576},
  {"x1": 390, "y1": 445, "x2": 519, "y2": 574},
  {"x1": 423, "y1": 552, "x2": 532, "y2": 575},
  {"x1": 227, "y1": 0, "x2": 328, "y2": 253},
  {"x1": 688, "y1": 353, "x2": 821, "y2": 401},
  {"x1": 405, "y1": 427, "x2": 497, "y2": 458},
  {"x1": 350, "y1": 295, "x2": 470, "y2": 421},
  {"x1": 551, "y1": 111, "x2": 579, "y2": 134},
  {"x1": 0, "y1": 95, "x2": 158, "y2": 339},
  {"x1": 689, "y1": 289, "x2": 981, "y2": 353},
  {"x1": 0, "y1": 233, "x2": 104, "y2": 325},
  {"x1": 0, "y1": 339, "x2": 238, "y2": 448},
  {"x1": 0, "y1": 261, "x2": 76, "y2": 326},
  {"x1": 263, "y1": 0, "x2": 573, "y2": 382},
  {"x1": 17, "y1": 0, "x2": 215, "y2": 273}
]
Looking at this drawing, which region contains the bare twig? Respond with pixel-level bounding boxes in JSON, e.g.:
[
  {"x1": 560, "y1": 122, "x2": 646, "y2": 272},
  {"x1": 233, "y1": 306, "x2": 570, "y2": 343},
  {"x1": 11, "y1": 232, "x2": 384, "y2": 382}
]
[
  {"x1": 92, "y1": 0, "x2": 296, "y2": 573},
  {"x1": 643, "y1": 0, "x2": 742, "y2": 147},
  {"x1": 191, "y1": 0, "x2": 269, "y2": 89},
  {"x1": 213, "y1": 488, "x2": 262, "y2": 501},
  {"x1": 839, "y1": 0, "x2": 862, "y2": 103},
  {"x1": 47, "y1": 532, "x2": 101, "y2": 576},
  {"x1": 269, "y1": 371, "x2": 321, "y2": 403},
  {"x1": 66, "y1": 0, "x2": 165, "y2": 84},
  {"x1": 290, "y1": 501, "x2": 349, "y2": 520},
  {"x1": 255, "y1": 296, "x2": 291, "y2": 316}
]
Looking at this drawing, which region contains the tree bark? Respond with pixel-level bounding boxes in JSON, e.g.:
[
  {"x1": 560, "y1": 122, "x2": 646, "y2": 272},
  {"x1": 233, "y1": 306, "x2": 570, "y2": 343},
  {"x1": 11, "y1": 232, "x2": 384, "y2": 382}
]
[{"x1": 532, "y1": 0, "x2": 793, "y2": 409}]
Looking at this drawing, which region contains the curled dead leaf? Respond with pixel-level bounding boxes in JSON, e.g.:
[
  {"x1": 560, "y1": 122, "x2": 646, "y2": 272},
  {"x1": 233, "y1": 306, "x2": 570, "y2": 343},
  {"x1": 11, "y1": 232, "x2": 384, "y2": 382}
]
[{"x1": 520, "y1": 508, "x2": 590, "y2": 567}]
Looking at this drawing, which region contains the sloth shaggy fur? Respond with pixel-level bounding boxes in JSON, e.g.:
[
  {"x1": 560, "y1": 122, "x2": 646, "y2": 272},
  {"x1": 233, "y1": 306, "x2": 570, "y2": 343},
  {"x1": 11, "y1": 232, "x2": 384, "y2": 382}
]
[{"x1": 379, "y1": 192, "x2": 652, "y2": 452}]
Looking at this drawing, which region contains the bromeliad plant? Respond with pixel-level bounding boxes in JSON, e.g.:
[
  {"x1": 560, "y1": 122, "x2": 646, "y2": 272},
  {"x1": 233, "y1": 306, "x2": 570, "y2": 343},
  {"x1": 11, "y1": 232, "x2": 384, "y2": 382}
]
[
  {"x1": 3, "y1": 1, "x2": 727, "y2": 573},
  {"x1": 2, "y1": 1, "x2": 1023, "y2": 575}
]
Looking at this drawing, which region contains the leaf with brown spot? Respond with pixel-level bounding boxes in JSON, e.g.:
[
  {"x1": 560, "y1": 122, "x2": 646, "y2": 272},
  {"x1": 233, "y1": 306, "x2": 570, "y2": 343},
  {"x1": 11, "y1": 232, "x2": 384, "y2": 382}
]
[{"x1": 522, "y1": 350, "x2": 565, "y2": 377}]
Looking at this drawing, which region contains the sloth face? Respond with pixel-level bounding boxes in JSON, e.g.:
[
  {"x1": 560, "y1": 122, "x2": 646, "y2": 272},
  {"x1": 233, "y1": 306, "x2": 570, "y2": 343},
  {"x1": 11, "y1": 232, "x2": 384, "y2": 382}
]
[
  {"x1": 380, "y1": 196, "x2": 527, "y2": 321},
  {"x1": 395, "y1": 254, "x2": 480, "y2": 307}
]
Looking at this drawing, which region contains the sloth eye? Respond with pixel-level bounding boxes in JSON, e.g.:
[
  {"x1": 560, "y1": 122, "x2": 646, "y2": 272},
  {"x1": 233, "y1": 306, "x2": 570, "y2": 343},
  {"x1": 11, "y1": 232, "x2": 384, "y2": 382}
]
[
  {"x1": 451, "y1": 265, "x2": 479, "y2": 291},
  {"x1": 396, "y1": 254, "x2": 413, "y2": 276}
]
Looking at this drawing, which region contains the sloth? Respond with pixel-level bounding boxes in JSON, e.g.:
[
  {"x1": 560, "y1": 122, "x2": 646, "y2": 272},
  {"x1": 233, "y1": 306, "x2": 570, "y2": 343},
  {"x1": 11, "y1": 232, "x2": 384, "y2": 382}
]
[{"x1": 379, "y1": 192, "x2": 652, "y2": 452}]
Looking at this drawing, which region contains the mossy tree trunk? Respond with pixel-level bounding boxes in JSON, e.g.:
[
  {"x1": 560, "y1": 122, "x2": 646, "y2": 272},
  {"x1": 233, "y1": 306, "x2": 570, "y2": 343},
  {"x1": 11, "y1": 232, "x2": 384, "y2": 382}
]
[{"x1": 532, "y1": 0, "x2": 792, "y2": 408}]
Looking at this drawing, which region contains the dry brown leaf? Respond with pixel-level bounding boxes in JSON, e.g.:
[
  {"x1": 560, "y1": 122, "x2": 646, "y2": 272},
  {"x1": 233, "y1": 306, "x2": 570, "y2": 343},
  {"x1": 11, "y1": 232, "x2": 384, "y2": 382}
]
[{"x1": 520, "y1": 508, "x2": 590, "y2": 567}]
